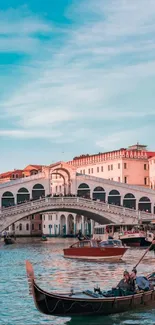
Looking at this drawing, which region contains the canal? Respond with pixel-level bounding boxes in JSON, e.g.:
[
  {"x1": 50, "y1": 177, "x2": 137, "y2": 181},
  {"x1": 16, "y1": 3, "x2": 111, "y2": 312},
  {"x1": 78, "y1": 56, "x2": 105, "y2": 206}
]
[{"x1": 0, "y1": 238, "x2": 155, "y2": 325}]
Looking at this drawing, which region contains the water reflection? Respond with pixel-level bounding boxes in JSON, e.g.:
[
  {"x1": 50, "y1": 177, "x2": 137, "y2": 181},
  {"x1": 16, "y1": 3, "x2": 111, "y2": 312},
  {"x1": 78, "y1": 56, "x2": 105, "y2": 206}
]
[{"x1": 0, "y1": 238, "x2": 155, "y2": 324}]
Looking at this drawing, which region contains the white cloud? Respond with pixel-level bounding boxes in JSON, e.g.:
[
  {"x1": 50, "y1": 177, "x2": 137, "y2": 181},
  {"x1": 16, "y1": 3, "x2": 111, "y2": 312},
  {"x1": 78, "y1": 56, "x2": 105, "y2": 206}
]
[
  {"x1": 0, "y1": 129, "x2": 62, "y2": 139},
  {"x1": 1, "y1": 0, "x2": 155, "y2": 150}
]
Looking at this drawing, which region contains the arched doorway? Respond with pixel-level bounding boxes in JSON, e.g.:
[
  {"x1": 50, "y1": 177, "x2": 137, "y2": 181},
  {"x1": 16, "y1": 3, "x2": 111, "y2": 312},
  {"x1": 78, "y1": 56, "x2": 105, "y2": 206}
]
[
  {"x1": 2, "y1": 191, "x2": 15, "y2": 207},
  {"x1": 17, "y1": 187, "x2": 30, "y2": 204},
  {"x1": 52, "y1": 166, "x2": 71, "y2": 194},
  {"x1": 77, "y1": 183, "x2": 90, "y2": 198},
  {"x1": 32, "y1": 184, "x2": 45, "y2": 200},
  {"x1": 123, "y1": 193, "x2": 136, "y2": 209},
  {"x1": 93, "y1": 186, "x2": 105, "y2": 201},
  {"x1": 50, "y1": 172, "x2": 66, "y2": 196},
  {"x1": 138, "y1": 197, "x2": 151, "y2": 213},
  {"x1": 60, "y1": 214, "x2": 66, "y2": 235},
  {"x1": 67, "y1": 214, "x2": 74, "y2": 235},
  {"x1": 108, "y1": 189, "x2": 121, "y2": 205}
]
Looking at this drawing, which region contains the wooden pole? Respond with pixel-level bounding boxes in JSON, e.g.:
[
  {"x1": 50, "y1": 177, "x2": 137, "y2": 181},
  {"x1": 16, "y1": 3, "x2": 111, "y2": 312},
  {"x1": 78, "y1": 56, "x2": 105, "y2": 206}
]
[{"x1": 134, "y1": 239, "x2": 155, "y2": 269}]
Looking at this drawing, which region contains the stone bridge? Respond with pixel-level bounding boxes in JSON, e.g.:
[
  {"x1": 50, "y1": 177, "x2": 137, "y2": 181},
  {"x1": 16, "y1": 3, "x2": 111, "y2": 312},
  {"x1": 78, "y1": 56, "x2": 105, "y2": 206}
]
[{"x1": 0, "y1": 197, "x2": 154, "y2": 233}]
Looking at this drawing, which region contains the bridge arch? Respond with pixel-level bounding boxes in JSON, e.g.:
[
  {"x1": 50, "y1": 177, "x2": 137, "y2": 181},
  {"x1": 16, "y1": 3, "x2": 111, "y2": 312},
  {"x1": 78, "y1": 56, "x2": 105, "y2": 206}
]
[
  {"x1": 60, "y1": 214, "x2": 66, "y2": 235},
  {"x1": 32, "y1": 184, "x2": 45, "y2": 200},
  {"x1": 108, "y1": 189, "x2": 121, "y2": 206},
  {"x1": 67, "y1": 214, "x2": 74, "y2": 235},
  {"x1": 123, "y1": 193, "x2": 136, "y2": 209},
  {"x1": 77, "y1": 183, "x2": 90, "y2": 198},
  {"x1": 17, "y1": 187, "x2": 30, "y2": 204},
  {"x1": 138, "y1": 196, "x2": 151, "y2": 213},
  {"x1": 93, "y1": 186, "x2": 105, "y2": 201},
  {"x1": 2, "y1": 191, "x2": 14, "y2": 207},
  {"x1": 51, "y1": 172, "x2": 66, "y2": 196},
  {"x1": 52, "y1": 167, "x2": 71, "y2": 194}
]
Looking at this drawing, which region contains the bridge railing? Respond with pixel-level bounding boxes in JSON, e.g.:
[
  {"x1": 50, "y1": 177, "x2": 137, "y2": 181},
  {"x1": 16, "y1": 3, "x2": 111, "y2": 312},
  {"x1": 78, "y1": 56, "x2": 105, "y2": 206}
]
[
  {"x1": 0, "y1": 196, "x2": 153, "y2": 221},
  {"x1": 78, "y1": 174, "x2": 154, "y2": 195},
  {"x1": 0, "y1": 172, "x2": 45, "y2": 188}
]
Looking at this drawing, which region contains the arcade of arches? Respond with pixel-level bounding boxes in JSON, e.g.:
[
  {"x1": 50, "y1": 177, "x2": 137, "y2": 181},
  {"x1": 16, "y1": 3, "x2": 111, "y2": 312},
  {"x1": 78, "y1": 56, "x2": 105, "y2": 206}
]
[
  {"x1": 77, "y1": 183, "x2": 154, "y2": 213},
  {"x1": 1, "y1": 183, "x2": 45, "y2": 207}
]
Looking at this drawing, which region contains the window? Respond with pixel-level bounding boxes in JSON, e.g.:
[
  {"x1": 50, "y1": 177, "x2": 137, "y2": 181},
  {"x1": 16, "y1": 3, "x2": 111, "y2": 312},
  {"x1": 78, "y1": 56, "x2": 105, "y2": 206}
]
[
  {"x1": 80, "y1": 170, "x2": 82, "y2": 174},
  {"x1": 44, "y1": 225, "x2": 45, "y2": 228},
  {"x1": 56, "y1": 215, "x2": 58, "y2": 220},
  {"x1": 124, "y1": 163, "x2": 127, "y2": 169},
  {"x1": 26, "y1": 223, "x2": 29, "y2": 231},
  {"x1": 56, "y1": 174, "x2": 57, "y2": 179},
  {"x1": 97, "y1": 167, "x2": 99, "y2": 173},
  {"x1": 118, "y1": 177, "x2": 120, "y2": 182},
  {"x1": 91, "y1": 168, "x2": 93, "y2": 173},
  {"x1": 111, "y1": 165, "x2": 113, "y2": 170},
  {"x1": 88, "y1": 169, "x2": 90, "y2": 174},
  {"x1": 144, "y1": 164, "x2": 147, "y2": 170},
  {"x1": 118, "y1": 163, "x2": 120, "y2": 169},
  {"x1": 124, "y1": 176, "x2": 127, "y2": 183},
  {"x1": 31, "y1": 215, "x2": 34, "y2": 220},
  {"x1": 101, "y1": 166, "x2": 103, "y2": 172},
  {"x1": 83, "y1": 170, "x2": 85, "y2": 174},
  {"x1": 55, "y1": 186, "x2": 57, "y2": 192},
  {"x1": 144, "y1": 177, "x2": 147, "y2": 185},
  {"x1": 32, "y1": 224, "x2": 34, "y2": 231},
  {"x1": 40, "y1": 215, "x2": 42, "y2": 220},
  {"x1": 108, "y1": 165, "x2": 110, "y2": 171},
  {"x1": 48, "y1": 215, "x2": 52, "y2": 221},
  {"x1": 111, "y1": 178, "x2": 113, "y2": 181},
  {"x1": 19, "y1": 224, "x2": 22, "y2": 231},
  {"x1": 39, "y1": 224, "x2": 41, "y2": 231},
  {"x1": 59, "y1": 185, "x2": 61, "y2": 192}
]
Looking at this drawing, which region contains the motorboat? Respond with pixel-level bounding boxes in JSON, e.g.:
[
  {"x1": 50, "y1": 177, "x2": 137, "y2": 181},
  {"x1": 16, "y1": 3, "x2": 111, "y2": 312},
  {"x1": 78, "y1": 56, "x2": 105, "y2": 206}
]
[{"x1": 63, "y1": 239, "x2": 127, "y2": 261}]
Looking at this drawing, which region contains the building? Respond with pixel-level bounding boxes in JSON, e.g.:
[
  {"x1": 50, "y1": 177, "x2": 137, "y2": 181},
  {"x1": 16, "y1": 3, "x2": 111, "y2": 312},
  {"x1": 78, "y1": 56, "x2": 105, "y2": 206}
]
[
  {"x1": 2, "y1": 143, "x2": 155, "y2": 237},
  {"x1": 68, "y1": 143, "x2": 155, "y2": 187},
  {"x1": 0, "y1": 165, "x2": 43, "y2": 184}
]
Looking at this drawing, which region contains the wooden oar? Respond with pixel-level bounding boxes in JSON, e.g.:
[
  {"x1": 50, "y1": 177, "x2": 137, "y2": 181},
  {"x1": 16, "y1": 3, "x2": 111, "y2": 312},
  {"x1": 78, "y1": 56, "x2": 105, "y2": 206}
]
[{"x1": 134, "y1": 239, "x2": 155, "y2": 269}]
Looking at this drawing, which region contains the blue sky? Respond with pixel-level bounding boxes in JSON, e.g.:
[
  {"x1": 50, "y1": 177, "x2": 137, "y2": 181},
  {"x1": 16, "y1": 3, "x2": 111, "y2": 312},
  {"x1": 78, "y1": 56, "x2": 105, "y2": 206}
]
[{"x1": 1, "y1": 0, "x2": 155, "y2": 172}]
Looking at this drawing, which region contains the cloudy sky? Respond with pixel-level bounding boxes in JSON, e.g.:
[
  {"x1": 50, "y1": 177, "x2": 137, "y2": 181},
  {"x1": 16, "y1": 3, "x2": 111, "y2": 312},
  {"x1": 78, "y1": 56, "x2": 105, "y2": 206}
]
[{"x1": 1, "y1": 0, "x2": 155, "y2": 172}]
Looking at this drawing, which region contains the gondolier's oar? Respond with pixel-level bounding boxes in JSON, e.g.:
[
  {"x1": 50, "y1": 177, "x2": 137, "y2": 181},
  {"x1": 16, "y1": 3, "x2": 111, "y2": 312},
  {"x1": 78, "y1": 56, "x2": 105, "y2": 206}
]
[{"x1": 134, "y1": 239, "x2": 155, "y2": 269}]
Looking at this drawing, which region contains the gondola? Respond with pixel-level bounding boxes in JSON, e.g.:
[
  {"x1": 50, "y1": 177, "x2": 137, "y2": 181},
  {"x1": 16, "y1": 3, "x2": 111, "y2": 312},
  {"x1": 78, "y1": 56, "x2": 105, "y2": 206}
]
[
  {"x1": 4, "y1": 237, "x2": 15, "y2": 245},
  {"x1": 26, "y1": 260, "x2": 155, "y2": 317}
]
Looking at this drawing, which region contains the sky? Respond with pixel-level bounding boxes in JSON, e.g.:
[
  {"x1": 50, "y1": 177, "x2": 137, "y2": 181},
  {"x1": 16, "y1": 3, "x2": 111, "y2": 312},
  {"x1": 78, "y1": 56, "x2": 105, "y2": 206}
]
[{"x1": 1, "y1": 0, "x2": 155, "y2": 172}]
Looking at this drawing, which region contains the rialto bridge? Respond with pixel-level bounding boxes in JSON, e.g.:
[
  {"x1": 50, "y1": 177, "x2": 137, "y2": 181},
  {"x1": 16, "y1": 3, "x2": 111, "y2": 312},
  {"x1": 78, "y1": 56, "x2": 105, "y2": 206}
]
[{"x1": 0, "y1": 162, "x2": 155, "y2": 233}]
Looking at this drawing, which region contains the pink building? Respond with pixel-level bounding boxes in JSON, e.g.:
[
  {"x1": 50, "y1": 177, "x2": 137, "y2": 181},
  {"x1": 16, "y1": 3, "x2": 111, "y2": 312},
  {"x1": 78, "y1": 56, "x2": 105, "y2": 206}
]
[{"x1": 68, "y1": 143, "x2": 155, "y2": 188}]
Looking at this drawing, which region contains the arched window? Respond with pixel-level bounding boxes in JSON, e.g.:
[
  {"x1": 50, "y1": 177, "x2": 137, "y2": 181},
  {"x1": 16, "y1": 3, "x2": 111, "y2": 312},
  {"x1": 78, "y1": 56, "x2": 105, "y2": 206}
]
[
  {"x1": 77, "y1": 183, "x2": 90, "y2": 198},
  {"x1": 108, "y1": 189, "x2": 121, "y2": 206},
  {"x1": 2, "y1": 191, "x2": 14, "y2": 207},
  {"x1": 17, "y1": 187, "x2": 30, "y2": 204},
  {"x1": 138, "y1": 196, "x2": 151, "y2": 213},
  {"x1": 123, "y1": 193, "x2": 136, "y2": 209},
  {"x1": 32, "y1": 184, "x2": 45, "y2": 200},
  {"x1": 93, "y1": 186, "x2": 106, "y2": 201}
]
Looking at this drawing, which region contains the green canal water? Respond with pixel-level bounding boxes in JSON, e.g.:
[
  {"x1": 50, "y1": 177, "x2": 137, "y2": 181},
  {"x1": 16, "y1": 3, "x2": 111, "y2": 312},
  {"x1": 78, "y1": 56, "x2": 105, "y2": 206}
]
[{"x1": 1, "y1": 238, "x2": 155, "y2": 325}]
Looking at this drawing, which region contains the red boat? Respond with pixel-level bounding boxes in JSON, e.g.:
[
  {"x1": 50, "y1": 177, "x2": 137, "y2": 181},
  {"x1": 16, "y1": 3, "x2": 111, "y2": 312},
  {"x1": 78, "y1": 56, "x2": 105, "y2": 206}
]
[{"x1": 63, "y1": 239, "x2": 127, "y2": 261}]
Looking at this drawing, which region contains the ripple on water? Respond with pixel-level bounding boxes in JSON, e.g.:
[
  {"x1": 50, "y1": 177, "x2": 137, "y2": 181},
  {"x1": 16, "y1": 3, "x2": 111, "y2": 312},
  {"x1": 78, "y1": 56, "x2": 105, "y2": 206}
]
[{"x1": 0, "y1": 238, "x2": 155, "y2": 325}]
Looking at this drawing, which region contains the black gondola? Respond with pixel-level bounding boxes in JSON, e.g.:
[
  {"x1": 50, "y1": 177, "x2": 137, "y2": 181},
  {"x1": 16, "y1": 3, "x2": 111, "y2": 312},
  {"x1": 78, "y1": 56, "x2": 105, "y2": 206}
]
[
  {"x1": 4, "y1": 237, "x2": 15, "y2": 245},
  {"x1": 26, "y1": 260, "x2": 155, "y2": 317}
]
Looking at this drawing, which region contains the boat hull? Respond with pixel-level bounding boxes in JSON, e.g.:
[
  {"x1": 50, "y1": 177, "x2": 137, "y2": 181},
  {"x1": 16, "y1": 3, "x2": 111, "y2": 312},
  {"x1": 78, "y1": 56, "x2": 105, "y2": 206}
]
[
  {"x1": 121, "y1": 237, "x2": 150, "y2": 247},
  {"x1": 63, "y1": 247, "x2": 127, "y2": 261},
  {"x1": 26, "y1": 261, "x2": 155, "y2": 317}
]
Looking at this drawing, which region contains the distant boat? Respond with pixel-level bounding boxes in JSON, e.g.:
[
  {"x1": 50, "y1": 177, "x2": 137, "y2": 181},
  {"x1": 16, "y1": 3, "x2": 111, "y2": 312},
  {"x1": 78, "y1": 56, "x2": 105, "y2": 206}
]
[
  {"x1": 41, "y1": 235, "x2": 48, "y2": 241},
  {"x1": 63, "y1": 239, "x2": 127, "y2": 261},
  {"x1": 4, "y1": 237, "x2": 15, "y2": 245}
]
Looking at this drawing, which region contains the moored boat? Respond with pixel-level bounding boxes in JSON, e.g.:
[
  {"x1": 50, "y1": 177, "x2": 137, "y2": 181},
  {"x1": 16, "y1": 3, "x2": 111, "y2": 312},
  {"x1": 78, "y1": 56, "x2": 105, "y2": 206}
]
[
  {"x1": 119, "y1": 230, "x2": 152, "y2": 247},
  {"x1": 63, "y1": 239, "x2": 127, "y2": 261},
  {"x1": 25, "y1": 260, "x2": 155, "y2": 317},
  {"x1": 41, "y1": 235, "x2": 48, "y2": 241},
  {"x1": 4, "y1": 237, "x2": 15, "y2": 245}
]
